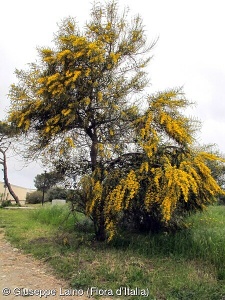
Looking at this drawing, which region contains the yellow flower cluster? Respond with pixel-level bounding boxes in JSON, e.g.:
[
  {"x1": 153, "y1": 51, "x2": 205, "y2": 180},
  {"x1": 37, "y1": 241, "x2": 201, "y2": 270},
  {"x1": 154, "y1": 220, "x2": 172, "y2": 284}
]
[
  {"x1": 144, "y1": 187, "x2": 155, "y2": 208},
  {"x1": 105, "y1": 170, "x2": 139, "y2": 214},
  {"x1": 64, "y1": 70, "x2": 81, "y2": 87},
  {"x1": 65, "y1": 137, "x2": 75, "y2": 148},
  {"x1": 159, "y1": 111, "x2": 191, "y2": 145},
  {"x1": 125, "y1": 170, "x2": 140, "y2": 203},
  {"x1": 105, "y1": 220, "x2": 115, "y2": 242},
  {"x1": 109, "y1": 52, "x2": 121, "y2": 64},
  {"x1": 139, "y1": 162, "x2": 149, "y2": 173},
  {"x1": 109, "y1": 128, "x2": 114, "y2": 136},
  {"x1": 61, "y1": 108, "x2": 72, "y2": 116},
  {"x1": 41, "y1": 48, "x2": 54, "y2": 64},
  {"x1": 85, "y1": 178, "x2": 103, "y2": 216},
  {"x1": 97, "y1": 91, "x2": 103, "y2": 102},
  {"x1": 46, "y1": 73, "x2": 61, "y2": 85},
  {"x1": 57, "y1": 49, "x2": 72, "y2": 60},
  {"x1": 161, "y1": 197, "x2": 172, "y2": 222},
  {"x1": 106, "y1": 184, "x2": 125, "y2": 212},
  {"x1": 24, "y1": 119, "x2": 30, "y2": 131},
  {"x1": 83, "y1": 97, "x2": 91, "y2": 106},
  {"x1": 152, "y1": 168, "x2": 162, "y2": 190}
]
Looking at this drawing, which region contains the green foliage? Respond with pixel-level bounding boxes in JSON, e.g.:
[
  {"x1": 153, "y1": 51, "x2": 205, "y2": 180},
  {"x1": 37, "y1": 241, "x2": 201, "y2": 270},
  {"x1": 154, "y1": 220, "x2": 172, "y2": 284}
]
[
  {"x1": 30, "y1": 205, "x2": 74, "y2": 227},
  {"x1": 0, "y1": 121, "x2": 18, "y2": 138},
  {"x1": 46, "y1": 187, "x2": 68, "y2": 201},
  {"x1": 26, "y1": 190, "x2": 43, "y2": 204},
  {"x1": 34, "y1": 171, "x2": 64, "y2": 191},
  {"x1": 205, "y1": 147, "x2": 225, "y2": 204},
  {"x1": 0, "y1": 200, "x2": 13, "y2": 208},
  {"x1": 26, "y1": 188, "x2": 68, "y2": 204}
]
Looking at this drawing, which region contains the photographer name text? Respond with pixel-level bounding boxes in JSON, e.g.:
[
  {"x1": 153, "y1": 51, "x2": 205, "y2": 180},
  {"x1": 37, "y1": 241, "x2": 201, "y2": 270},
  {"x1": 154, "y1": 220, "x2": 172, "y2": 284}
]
[{"x1": 2, "y1": 286, "x2": 149, "y2": 298}]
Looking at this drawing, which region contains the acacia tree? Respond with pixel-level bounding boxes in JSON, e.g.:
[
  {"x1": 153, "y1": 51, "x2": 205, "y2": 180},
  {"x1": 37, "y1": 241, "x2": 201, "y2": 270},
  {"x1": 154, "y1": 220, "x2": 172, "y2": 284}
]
[
  {"x1": 9, "y1": 1, "x2": 153, "y2": 239},
  {"x1": 8, "y1": 1, "x2": 224, "y2": 240},
  {"x1": 0, "y1": 122, "x2": 20, "y2": 205}
]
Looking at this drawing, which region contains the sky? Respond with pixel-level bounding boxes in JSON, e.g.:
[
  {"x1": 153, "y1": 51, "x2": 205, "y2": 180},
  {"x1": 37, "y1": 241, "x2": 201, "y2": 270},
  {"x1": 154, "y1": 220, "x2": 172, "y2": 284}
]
[{"x1": 0, "y1": 0, "x2": 225, "y2": 188}]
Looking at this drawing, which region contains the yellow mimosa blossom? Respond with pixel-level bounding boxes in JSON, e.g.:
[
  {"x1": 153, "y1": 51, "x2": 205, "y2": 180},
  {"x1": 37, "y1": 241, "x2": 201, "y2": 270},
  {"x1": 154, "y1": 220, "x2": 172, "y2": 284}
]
[
  {"x1": 97, "y1": 91, "x2": 103, "y2": 102},
  {"x1": 109, "y1": 129, "x2": 114, "y2": 136},
  {"x1": 47, "y1": 73, "x2": 60, "y2": 85},
  {"x1": 65, "y1": 137, "x2": 75, "y2": 148},
  {"x1": 62, "y1": 109, "x2": 72, "y2": 116},
  {"x1": 84, "y1": 97, "x2": 91, "y2": 106},
  {"x1": 57, "y1": 49, "x2": 72, "y2": 60}
]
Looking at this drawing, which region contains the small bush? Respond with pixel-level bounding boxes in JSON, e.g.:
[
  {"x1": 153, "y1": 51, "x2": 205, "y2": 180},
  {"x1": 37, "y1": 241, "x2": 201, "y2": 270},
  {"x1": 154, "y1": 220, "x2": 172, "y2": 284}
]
[
  {"x1": 0, "y1": 200, "x2": 12, "y2": 208},
  {"x1": 26, "y1": 190, "x2": 43, "y2": 204},
  {"x1": 46, "y1": 187, "x2": 68, "y2": 201}
]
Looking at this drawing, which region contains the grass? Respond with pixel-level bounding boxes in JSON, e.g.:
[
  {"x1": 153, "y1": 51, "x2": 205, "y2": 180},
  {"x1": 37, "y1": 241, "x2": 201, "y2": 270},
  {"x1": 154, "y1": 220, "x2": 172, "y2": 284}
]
[{"x1": 1, "y1": 204, "x2": 225, "y2": 299}]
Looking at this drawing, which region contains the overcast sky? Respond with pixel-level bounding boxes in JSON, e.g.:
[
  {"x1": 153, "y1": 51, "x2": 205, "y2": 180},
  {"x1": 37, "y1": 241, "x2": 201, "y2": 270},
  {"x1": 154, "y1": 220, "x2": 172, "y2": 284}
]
[{"x1": 1, "y1": 0, "x2": 225, "y2": 188}]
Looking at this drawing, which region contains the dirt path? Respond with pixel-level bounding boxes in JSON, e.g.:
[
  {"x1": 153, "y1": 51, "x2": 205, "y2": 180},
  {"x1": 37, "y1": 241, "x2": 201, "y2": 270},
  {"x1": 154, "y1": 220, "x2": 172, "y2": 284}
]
[{"x1": 0, "y1": 229, "x2": 94, "y2": 300}]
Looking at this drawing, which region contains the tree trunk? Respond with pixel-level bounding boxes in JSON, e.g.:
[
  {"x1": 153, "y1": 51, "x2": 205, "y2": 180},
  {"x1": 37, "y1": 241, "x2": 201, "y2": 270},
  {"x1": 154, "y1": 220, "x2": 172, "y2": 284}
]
[
  {"x1": 90, "y1": 142, "x2": 98, "y2": 172},
  {"x1": 87, "y1": 127, "x2": 106, "y2": 240},
  {"x1": 93, "y1": 215, "x2": 106, "y2": 241},
  {"x1": 86, "y1": 126, "x2": 98, "y2": 172},
  {"x1": 0, "y1": 149, "x2": 21, "y2": 206}
]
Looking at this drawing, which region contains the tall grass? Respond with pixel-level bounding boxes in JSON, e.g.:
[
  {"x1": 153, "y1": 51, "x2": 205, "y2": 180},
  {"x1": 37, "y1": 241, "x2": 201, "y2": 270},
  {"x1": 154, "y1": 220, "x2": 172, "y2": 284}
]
[
  {"x1": 111, "y1": 206, "x2": 225, "y2": 279},
  {"x1": 30, "y1": 204, "x2": 94, "y2": 234},
  {"x1": 31, "y1": 204, "x2": 75, "y2": 227},
  {"x1": 1, "y1": 205, "x2": 225, "y2": 299}
]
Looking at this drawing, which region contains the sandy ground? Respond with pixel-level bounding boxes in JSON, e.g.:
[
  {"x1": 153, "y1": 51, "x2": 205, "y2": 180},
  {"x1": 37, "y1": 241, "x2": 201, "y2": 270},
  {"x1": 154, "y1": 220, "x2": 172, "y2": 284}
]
[{"x1": 0, "y1": 229, "x2": 97, "y2": 300}]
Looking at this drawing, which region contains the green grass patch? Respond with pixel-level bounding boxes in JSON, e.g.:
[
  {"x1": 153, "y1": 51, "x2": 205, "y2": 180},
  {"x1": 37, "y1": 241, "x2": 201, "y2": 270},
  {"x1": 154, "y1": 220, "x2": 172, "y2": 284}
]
[{"x1": 1, "y1": 205, "x2": 225, "y2": 299}]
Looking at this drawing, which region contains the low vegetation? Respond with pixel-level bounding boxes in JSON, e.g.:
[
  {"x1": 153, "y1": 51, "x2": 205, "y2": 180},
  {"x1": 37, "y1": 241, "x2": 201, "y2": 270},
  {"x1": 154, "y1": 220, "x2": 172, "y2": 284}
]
[
  {"x1": 26, "y1": 187, "x2": 68, "y2": 204},
  {"x1": 1, "y1": 204, "x2": 225, "y2": 299}
]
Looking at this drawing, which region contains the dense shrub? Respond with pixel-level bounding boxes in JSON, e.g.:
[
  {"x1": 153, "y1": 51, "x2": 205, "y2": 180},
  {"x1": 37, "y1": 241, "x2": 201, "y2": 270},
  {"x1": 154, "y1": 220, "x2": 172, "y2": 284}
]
[
  {"x1": 0, "y1": 200, "x2": 13, "y2": 208},
  {"x1": 26, "y1": 190, "x2": 43, "y2": 204},
  {"x1": 26, "y1": 188, "x2": 69, "y2": 204},
  {"x1": 46, "y1": 187, "x2": 68, "y2": 201}
]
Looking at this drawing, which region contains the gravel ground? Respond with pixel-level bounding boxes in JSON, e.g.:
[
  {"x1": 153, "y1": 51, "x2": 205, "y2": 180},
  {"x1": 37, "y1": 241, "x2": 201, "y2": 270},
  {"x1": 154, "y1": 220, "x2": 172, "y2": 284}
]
[{"x1": 0, "y1": 230, "x2": 96, "y2": 300}]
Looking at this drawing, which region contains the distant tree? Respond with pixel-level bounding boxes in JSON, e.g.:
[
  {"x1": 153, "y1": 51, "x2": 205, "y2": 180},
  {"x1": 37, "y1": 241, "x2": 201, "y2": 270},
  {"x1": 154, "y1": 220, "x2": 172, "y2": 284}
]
[
  {"x1": 0, "y1": 121, "x2": 20, "y2": 205},
  {"x1": 207, "y1": 153, "x2": 225, "y2": 190},
  {"x1": 204, "y1": 146, "x2": 225, "y2": 203},
  {"x1": 8, "y1": 1, "x2": 225, "y2": 240},
  {"x1": 34, "y1": 171, "x2": 64, "y2": 191}
]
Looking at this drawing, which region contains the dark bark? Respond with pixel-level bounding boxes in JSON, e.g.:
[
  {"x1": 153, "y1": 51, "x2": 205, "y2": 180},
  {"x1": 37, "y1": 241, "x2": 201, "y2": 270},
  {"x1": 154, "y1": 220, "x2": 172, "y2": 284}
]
[
  {"x1": 0, "y1": 149, "x2": 21, "y2": 206},
  {"x1": 86, "y1": 126, "x2": 98, "y2": 172},
  {"x1": 90, "y1": 140, "x2": 98, "y2": 172},
  {"x1": 85, "y1": 126, "x2": 106, "y2": 240},
  {"x1": 93, "y1": 214, "x2": 106, "y2": 241}
]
